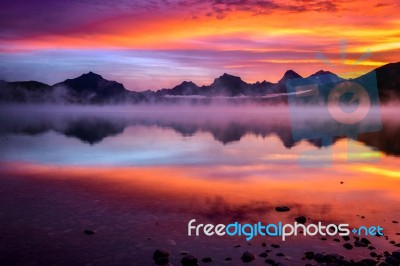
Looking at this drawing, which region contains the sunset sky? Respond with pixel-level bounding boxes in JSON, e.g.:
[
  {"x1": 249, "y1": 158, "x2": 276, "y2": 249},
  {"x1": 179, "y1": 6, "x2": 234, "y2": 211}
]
[{"x1": 0, "y1": 0, "x2": 399, "y2": 90}]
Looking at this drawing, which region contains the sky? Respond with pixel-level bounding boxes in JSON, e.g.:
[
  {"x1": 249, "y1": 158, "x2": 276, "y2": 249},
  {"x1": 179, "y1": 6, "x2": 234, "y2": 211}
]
[{"x1": 0, "y1": 0, "x2": 399, "y2": 91}]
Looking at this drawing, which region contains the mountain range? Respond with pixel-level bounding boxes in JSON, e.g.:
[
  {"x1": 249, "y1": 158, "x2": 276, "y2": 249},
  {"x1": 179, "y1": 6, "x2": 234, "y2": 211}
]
[{"x1": 0, "y1": 62, "x2": 399, "y2": 104}]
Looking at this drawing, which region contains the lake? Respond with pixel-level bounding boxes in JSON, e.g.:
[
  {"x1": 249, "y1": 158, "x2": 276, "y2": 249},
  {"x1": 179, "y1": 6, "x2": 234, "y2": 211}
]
[{"x1": 0, "y1": 105, "x2": 399, "y2": 265}]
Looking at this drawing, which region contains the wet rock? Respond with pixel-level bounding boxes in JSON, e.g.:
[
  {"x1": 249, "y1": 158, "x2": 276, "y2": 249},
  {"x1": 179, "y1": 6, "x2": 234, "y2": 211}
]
[
  {"x1": 265, "y1": 259, "x2": 276, "y2": 264},
  {"x1": 333, "y1": 238, "x2": 341, "y2": 242},
  {"x1": 153, "y1": 249, "x2": 171, "y2": 260},
  {"x1": 261, "y1": 242, "x2": 267, "y2": 247},
  {"x1": 224, "y1": 257, "x2": 232, "y2": 261},
  {"x1": 313, "y1": 253, "x2": 325, "y2": 263},
  {"x1": 325, "y1": 254, "x2": 344, "y2": 263},
  {"x1": 355, "y1": 240, "x2": 369, "y2": 247},
  {"x1": 180, "y1": 251, "x2": 190, "y2": 255},
  {"x1": 181, "y1": 255, "x2": 198, "y2": 266},
  {"x1": 360, "y1": 259, "x2": 378, "y2": 266},
  {"x1": 201, "y1": 257, "x2": 212, "y2": 263},
  {"x1": 258, "y1": 252, "x2": 268, "y2": 258},
  {"x1": 393, "y1": 251, "x2": 400, "y2": 261},
  {"x1": 368, "y1": 246, "x2": 376, "y2": 250},
  {"x1": 233, "y1": 244, "x2": 241, "y2": 248},
  {"x1": 295, "y1": 216, "x2": 307, "y2": 224},
  {"x1": 241, "y1": 251, "x2": 255, "y2": 263},
  {"x1": 155, "y1": 257, "x2": 169, "y2": 265},
  {"x1": 361, "y1": 238, "x2": 371, "y2": 244},
  {"x1": 370, "y1": 252, "x2": 378, "y2": 257},
  {"x1": 305, "y1": 251, "x2": 314, "y2": 260},
  {"x1": 276, "y1": 253, "x2": 285, "y2": 257},
  {"x1": 84, "y1": 229, "x2": 95, "y2": 235},
  {"x1": 343, "y1": 243, "x2": 353, "y2": 250},
  {"x1": 343, "y1": 236, "x2": 351, "y2": 241},
  {"x1": 385, "y1": 256, "x2": 400, "y2": 266},
  {"x1": 321, "y1": 237, "x2": 327, "y2": 241},
  {"x1": 271, "y1": 244, "x2": 280, "y2": 248},
  {"x1": 275, "y1": 206, "x2": 290, "y2": 212}
]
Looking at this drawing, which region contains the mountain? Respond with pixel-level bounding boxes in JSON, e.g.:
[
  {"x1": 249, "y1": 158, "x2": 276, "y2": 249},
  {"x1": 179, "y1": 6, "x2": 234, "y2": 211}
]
[
  {"x1": 0, "y1": 62, "x2": 399, "y2": 104},
  {"x1": 53, "y1": 72, "x2": 139, "y2": 104},
  {"x1": 0, "y1": 80, "x2": 53, "y2": 103},
  {"x1": 362, "y1": 62, "x2": 400, "y2": 101},
  {"x1": 156, "y1": 81, "x2": 200, "y2": 96},
  {"x1": 273, "y1": 70, "x2": 302, "y2": 94},
  {"x1": 202, "y1": 73, "x2": 248, "y2": 96}
]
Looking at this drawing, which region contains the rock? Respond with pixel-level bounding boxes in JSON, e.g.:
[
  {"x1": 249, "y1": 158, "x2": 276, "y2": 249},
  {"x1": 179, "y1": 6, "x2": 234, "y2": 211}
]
[
  {"x1": 84, "y1": 229, "x2": 95, "y2": 235},
  {"x1": 385, "y1": 256, "x2": 400, "y2": 266},
  {"x1": 368, "y1": 246, "x2": 376, "y2": 250},
  {"x1": 355, "y1": 240, "x2": 369, "y2": 247},
  {"x1": 261, "y1": 242, "x2": 267, "y2": 247},
  {"x1": 224, "y1": 257, "x2": 232, "y2": 261},
  {"x1": 276, "y1": 253, "x2": 285, "y2": 257},
  {"x1": 241, "y1": 251, "x2": 255, "y2": 263},
  {"x1": 275, "y1": 206, "x2": 290, "y2": 212},
  {"x1": 360, "y1": 259, "x2": 378, "y2": 266},
  {"x1": 343, "y1": 235, "x2": 350, "y2": 241},
  {"x1": 313, "y1": 253, "x2": 325, "y2": 263},
  {"x1": 361, "y1": 238, "x2": 371, "y2": 244},
  {"x1": 321, "y1": 237, "x2": 327, "y2": 241},
  {"x1": 258, "y1": 252, "x2": 268, "y2": 258},
  {"x1": 393, "y1": 221, "x2": 399, "y2": 224},
  {"x1": 295, "y1": 216, "x2": 307, "y2": 224},
  {"x1": 233, "y1": 244, "x2": 241, "y2": 248},
  {"x1": 305, "y1": 251, "x2": 314, "y2": 260},
  {"x1": 325, "y1": 254, "x2": 344, "y2": 263},
  {"x1": 271, "y1": 244, "x2": 280, "y2": 248},
  {"x1": 370, "y1": 252, "x2": 377, "y2": 257},
  {"x1": 180, "y1": 251, "x2": 190, "y2": 255},
  {"x1": 265, "y1": 259, "x2": 276, "y2": 264},
  {"x1": 334, "y1": 238, "x2": 341, "y2": 242},
  {"x1": 201, "y1": 257, "x2": 212, "y2": 263},
  {"x1": 343, "y1": 243, "x2": 353, "y2": 250},
  {"x1": 393, "y1": 251, "x2": 400, "y2": 260},
  {"x1": 181, "y1": 255, "x2": 198, "y2": 266},
  {"x1": 153, "y1": 249, "x2": 171, "y2": 260},
  {"x1": 155, "y1": 257, "x2": 169, "y2": 265}
]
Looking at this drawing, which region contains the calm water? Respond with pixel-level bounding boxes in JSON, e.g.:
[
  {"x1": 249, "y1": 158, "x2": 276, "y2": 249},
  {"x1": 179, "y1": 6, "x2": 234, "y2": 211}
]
[{"x1": 0, "y1": 105, "x2": 399, "y2": 265}]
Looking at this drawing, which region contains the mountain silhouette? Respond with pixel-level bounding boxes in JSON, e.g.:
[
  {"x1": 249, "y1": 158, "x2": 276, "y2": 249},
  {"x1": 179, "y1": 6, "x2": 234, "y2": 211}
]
[{"x1": 0, "y1": 62, "x2": 399, "y2": 103}]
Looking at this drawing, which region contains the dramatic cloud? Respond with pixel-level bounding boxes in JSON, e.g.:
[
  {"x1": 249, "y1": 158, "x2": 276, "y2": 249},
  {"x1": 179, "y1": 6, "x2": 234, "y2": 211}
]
[{"x1": 0, "y1": 0, "x2": 399, "y2": 89}]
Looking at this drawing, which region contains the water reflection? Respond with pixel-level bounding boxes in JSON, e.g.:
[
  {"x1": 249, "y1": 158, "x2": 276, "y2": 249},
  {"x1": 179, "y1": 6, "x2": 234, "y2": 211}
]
[{"x1": 0, "y1": 106, "x2": 399, "y2": 156}]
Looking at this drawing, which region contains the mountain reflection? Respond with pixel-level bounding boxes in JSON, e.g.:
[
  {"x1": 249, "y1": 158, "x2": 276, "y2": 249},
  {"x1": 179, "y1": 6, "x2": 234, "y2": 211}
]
[{"x1": 0, "y1": 106, "x2": 398, "y2": 156}]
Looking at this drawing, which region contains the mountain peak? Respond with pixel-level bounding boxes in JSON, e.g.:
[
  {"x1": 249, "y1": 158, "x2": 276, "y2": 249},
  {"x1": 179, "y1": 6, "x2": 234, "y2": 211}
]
[
  {"x1": 283, "y1": 70, "x2": 301, "y2": 78},
  {"x1": 309, "y1": 70, "x2": 336, "y2": 77},
  {"x1": 79, "y1": 71, "x2": 103, "y2": 80}
]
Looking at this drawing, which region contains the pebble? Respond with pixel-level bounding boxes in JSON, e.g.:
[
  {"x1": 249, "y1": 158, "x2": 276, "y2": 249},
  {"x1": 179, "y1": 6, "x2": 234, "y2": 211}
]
[
  {"x1": 84, "y1": 229, "x2": 95, "y2": 235},
  {"x1": 181, "y1": 255, "x2": 198, "y2": 266},
  {"x1": 153, "y1": 249, "x2": 170, "y2": 260},
  {"x1": 201, "y1": 257, "x2": 212, "y2": 263},
  {"x1": 343, "y1": 243, "x2": 353, "y2": 250},
  {"x1": 275, "y1": 206, "x2": 290, "y2": 212},
  {"x1": 295, "y1": 216, "x2": 307, "y2": 224},
  {"x1": 241, "y1": 251, "x2": 255, "y2": 263}
]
